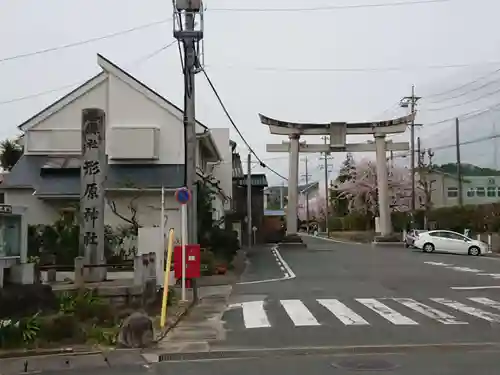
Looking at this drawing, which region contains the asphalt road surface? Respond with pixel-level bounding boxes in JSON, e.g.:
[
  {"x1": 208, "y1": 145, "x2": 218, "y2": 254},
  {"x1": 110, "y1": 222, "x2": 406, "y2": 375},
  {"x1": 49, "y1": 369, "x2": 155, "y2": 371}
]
[
  {"x1": 34, "y1": 349, "x2": 500, "y2": 375},
  {"x1": 218, "y1": 235, "x2": 500, "y2": 350},
  {"x1": 25, "y1": 236, "x2": 500, "y2": 375}
]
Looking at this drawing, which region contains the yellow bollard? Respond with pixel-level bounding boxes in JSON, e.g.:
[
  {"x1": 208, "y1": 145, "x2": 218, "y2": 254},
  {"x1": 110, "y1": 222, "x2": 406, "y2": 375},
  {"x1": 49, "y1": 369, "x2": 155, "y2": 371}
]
[{"x1": 160, "y1": 228, "x2": 175, "y2": 329}]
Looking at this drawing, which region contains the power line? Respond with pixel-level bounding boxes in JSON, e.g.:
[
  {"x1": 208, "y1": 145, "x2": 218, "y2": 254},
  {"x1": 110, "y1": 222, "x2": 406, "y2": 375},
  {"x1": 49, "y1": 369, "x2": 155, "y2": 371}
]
[
  {"x1": 424, "y1": 72, "x2": 500, "y2": 104},
  {"x1": 0, "y1": 18, "x2": 172, "y2": 64},
  {"x1": 431, "y1": 133, "x2": 500, "y2": 151},
  {"x1": 424, "y1": 68, "x2": 500, "y2": 99},
  {"x1": 200, "y1": 67, "x2": 288, "y2": 181},
  {"x1": 209, "y1": 0, "x2": 450, "y2": 12},
  {"x1": 422, "y1": 102, "x2": 500, "y2": 127},
  {"x1": 6, "y1": 58, "x2": 500, "y2": 106},
  {"x1": 425, "y1": 85, "x2": 500, "y2": 112},
  {"x1": 204, "y1": 60, "x2": 500, "y2": 73},
  {"x1": 0, "y1": 41, "x2": 177, "y2": 106}
]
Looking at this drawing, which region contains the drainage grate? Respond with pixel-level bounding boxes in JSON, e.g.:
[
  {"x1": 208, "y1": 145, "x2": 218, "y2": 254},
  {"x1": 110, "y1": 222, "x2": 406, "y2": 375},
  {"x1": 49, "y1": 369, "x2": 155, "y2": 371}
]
[{"x1": 332, "y1": 358, "x2": 399, "y2": 371}]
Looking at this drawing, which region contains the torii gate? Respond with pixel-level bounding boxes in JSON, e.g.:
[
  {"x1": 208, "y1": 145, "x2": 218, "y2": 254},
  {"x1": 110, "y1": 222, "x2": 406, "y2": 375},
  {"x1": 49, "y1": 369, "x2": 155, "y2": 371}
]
[{"x1": 260, "y1": 113, "x2": 414, "y2": 239}]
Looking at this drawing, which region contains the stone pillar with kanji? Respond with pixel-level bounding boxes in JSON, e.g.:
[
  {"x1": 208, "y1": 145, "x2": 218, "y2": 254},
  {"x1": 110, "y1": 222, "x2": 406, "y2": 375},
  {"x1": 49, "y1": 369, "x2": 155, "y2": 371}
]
[{"x1": 80, "y1": 108, "x2": 107, "y2": 282}]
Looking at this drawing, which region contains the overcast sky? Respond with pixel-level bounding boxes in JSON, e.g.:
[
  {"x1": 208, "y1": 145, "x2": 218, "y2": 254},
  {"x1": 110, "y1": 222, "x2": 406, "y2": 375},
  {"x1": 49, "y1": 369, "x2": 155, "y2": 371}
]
[{"x1": 1, "y1": 0, "x2": 499, "y2": 186}]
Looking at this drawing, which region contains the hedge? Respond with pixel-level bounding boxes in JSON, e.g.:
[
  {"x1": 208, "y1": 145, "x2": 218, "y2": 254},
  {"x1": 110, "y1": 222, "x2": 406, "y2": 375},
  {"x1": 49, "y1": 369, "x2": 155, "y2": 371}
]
[{"x1": 330, "y1": 203, "x2": 500, "y2": 234}]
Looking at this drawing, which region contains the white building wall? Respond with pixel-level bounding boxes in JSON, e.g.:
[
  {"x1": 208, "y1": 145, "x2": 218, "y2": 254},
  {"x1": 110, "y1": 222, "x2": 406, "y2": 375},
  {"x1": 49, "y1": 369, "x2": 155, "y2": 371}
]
[
  {"x1": 4, "y1": 190, "x2": 61, "y2": 225},
  {"x1": 210, "y1": 128, "x2": 232, "y2": 206},
  {"x1": 106, "y1": 75, "x2": 184, "y2": 164},
  {"x1": 4, "y1": 190, "x2": 182, "y2": 240},
  {"x1": 212, "y1": 195, "x2": 225, "y2": 228},
  {"x1": 24, "y1": 75, "x2": 185, "y2": 165}
]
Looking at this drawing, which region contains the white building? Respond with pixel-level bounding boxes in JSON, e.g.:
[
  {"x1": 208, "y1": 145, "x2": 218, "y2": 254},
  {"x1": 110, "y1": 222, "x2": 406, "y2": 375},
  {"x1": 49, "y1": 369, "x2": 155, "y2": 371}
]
[{"x1": 1, "y1": 54, "x2": 233, "y2": 238}]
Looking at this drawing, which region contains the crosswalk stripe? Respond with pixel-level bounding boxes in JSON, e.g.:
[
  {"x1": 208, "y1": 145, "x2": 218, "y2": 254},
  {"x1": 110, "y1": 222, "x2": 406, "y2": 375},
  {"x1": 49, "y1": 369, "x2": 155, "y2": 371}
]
[
  {"x1": 356, "y1": 298, "x2": 419, "y2": 325},
  {"x1": 393, "y1": 298, "x2": 467, "y2": 325},
  {"x1": 241, "y1": 301, "x2": 271, "y2": 328},
  {"x1": 317, "y1": 299, "x2": 369, "y2": 325},
  {"x1": 280, "y1": 300, "x2": 320, "y2": 326},
  {"x1": 431, "y1": 298, "x2": 500, "y2": 323},
  {"x1": 468, "y1": 297, "x2": 500, "y2": 311}
]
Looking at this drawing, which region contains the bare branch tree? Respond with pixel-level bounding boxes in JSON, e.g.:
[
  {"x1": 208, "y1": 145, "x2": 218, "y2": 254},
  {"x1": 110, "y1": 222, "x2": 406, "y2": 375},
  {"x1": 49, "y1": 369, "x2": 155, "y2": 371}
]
[{"x1": 106, "y1": 182, "x2": 143, "y2": 234}]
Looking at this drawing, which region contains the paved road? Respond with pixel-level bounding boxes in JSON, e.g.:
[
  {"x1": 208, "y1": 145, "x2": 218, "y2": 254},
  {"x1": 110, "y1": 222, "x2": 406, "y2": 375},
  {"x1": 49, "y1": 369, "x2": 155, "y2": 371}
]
[
  {"x1": 217, "y1": 235, "x2": 500, "y2": 350},
  {"x1": 30, "y1": 349, "x2": 500, "y2": 375}
]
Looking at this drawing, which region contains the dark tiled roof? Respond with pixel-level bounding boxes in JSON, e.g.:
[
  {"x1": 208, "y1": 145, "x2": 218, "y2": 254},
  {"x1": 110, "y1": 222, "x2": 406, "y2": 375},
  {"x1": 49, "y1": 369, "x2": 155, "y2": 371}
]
[
  {"x1": 1, "y1": 156, "x2": 185, "y2": 195},
  {"x1": 232, "y1": 153, "x2": 244, "y2": 178},
  {"x1": 235, "y1": 174, "x2": 268, "y2": 187}
]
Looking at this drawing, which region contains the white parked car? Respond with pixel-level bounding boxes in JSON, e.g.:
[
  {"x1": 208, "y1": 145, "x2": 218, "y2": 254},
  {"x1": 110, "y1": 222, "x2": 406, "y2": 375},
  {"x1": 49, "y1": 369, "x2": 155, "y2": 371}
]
[{"x1": 413, "y1": 230, "x2": 491, "y2": 256}]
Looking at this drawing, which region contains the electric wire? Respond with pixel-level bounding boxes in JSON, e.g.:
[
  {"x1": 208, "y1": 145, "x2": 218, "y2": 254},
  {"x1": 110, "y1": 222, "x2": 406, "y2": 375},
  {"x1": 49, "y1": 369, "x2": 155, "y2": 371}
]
[
  {"x1": 204, "y1": 60, "x2": 500, "y2": 73},
  {"x1": 425, "y1": 85, "x2": 500, "y2": 112},
  {"x1": 199, "y1": 67, "x2": 288, "y2": 181},
  {"x1": 424, "y1": 68, "x2": 500, "y2": 99},
  {"x1": 0, "y1": 41, "x2": 177, "y2": 106},
  {"x1": 208, "y1": 0, "x2": 451, "y2": 12},
  {"x1": 0, "y1": 18, "x2": 173, "y2": 64}
]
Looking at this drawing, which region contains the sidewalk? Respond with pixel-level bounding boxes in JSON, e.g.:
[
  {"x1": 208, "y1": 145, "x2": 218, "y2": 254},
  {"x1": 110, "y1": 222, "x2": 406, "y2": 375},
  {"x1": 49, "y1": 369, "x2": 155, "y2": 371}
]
[{"x1": 143, "y1": 285, "x2": 232, "y2": 362}]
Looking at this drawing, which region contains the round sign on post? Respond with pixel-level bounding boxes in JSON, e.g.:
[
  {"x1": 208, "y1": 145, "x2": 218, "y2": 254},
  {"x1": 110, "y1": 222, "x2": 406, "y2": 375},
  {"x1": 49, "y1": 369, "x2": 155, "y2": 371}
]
[{"x1": 175, "y1": 187, "x2": 191, "y2": 205}]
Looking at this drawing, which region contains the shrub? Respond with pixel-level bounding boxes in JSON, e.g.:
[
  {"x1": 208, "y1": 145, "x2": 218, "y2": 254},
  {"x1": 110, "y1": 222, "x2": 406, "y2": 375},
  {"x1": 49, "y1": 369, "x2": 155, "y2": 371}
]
[
  {"x1": 0, "y1": 313, "x2": 41, "y2": 349},
  {"x1": 200, "y1": 250, "x2": 216, "y2": 276},
  {"x1": 38, "y1": 313, "x2": 83, "y2": 343},
  {"x1": 208, "y1": 227, "x2": 240, "y2": 262},
  {"x1": 0, "y1": 284, "x2": 57, "y2": 319}
]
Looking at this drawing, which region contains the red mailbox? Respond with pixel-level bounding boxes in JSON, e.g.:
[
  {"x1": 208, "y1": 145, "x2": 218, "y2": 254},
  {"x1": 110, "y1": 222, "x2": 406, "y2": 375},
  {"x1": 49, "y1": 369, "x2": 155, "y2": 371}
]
[{"x1": 174, "y1": 244, "x2": 201, "y2": 279}]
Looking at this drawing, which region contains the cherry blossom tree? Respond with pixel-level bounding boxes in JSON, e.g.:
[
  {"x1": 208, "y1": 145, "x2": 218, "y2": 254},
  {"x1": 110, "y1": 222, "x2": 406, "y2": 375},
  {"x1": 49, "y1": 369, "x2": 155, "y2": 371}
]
[
  {"x1": 332, "y1": 158, "x2": 416, "y2": 217},
  {"x1": 298, "y1": 194, "x2": 327, "y2": 221}
]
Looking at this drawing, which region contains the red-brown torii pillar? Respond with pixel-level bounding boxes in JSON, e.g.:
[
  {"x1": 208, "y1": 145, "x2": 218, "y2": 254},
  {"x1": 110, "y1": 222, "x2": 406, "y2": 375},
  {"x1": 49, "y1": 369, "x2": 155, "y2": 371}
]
[{"x1": 260, "y1": 113, "x2": 414, "y2": 237}]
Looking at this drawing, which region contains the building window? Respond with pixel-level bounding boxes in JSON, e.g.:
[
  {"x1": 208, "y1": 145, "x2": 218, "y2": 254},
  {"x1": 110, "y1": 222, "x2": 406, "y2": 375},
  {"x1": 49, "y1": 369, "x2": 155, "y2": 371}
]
[
  {"x1": 0, "y1": 193, "x2": 4, "y2": 204},
  {"x1": 466, "y1": 188, "x2": 475, "y2": 198},
  {"x1": 487, "y1": 186, "x2": 497, "y2": 197},
  {"x1": 476, "y1": 187, "x2": 486, "y2": 197},
  {"x1": 447, "y1": 187, "x2": 458, "y2": 198}
]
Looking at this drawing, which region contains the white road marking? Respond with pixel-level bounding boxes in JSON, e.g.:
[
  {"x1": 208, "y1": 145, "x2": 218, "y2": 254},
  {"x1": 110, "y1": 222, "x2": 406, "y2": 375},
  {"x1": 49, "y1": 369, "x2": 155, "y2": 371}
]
[
  {"x1": 450, "y1": 266, "x2": 483, "y2": 273},
  {"x1": 424, "y1": 261, "x2": 453, "y2": 267},
  {"x1": 280, "y1": 300, "x2": 320, "y2": 326},
  {"x1": 431, "y1": 298, "x2": 500, "y2": 322},
  {"x1": 237, "y1": 245, "x2": 296, "y2": 285},
  {"x1": 241, "y1": 301, "x2": 271, "y2": 328},
  {"x1": 300, "y1": 233, "x2": 363, "y2": 245},
  {"x1": 468, "y1": 297, "x2": 500, "y2": 311},
  {"x1": 317, "y1": 299, "x2": 369, "y2": 326},
  {"x1": 356, "y1": 298, "x2": 419, "y2": 325},
  {"x1": 393, "y1": 298, "x2": 467, "y2": 325},
  {"x1": 451, "y1": 286, "x2": 500, "y2": 290},
  {"x1": 477, "y1": 273, "x2": 500, "y2": 279}
]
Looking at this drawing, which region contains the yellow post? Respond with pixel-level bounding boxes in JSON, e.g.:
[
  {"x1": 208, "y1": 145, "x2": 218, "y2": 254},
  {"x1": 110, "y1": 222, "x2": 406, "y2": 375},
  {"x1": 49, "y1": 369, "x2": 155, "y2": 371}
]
[{"x1": 160, "y1": 228, "x2": 175, "y2": 329}]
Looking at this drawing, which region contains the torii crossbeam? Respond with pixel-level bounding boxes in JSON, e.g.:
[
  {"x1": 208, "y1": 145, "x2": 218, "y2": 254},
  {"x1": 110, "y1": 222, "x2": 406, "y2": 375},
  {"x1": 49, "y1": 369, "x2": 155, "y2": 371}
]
[{"x1": 261, "y1": 113, "x2": 413, "y2": 239}]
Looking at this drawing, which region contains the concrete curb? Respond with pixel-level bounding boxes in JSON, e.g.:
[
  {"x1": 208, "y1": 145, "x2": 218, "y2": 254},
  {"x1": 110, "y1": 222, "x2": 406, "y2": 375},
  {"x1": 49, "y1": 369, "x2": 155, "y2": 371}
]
[
  {"x1": 0, "y1": 347, "x2": 101, "y2": 360},
  {"x1": 154, "y1": 341, "x2": 500, "y2": 362},
  {"x1": 155, "y1": 299, "x2": 197, "y2": 343},
  {"x1": 371, "y1": 242, "x2": 405, "y2": 247}
]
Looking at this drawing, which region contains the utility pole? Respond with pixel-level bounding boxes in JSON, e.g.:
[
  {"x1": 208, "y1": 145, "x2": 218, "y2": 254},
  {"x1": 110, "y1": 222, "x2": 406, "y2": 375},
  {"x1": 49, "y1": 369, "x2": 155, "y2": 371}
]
[
  {"x1": 417, "y1": 137, "x2": 421, "y2": 164},
  {"x1": 320, "y1": 136, "x2": 333, "y2": 236},
  {"x1": 279, "y1": 181, "x2": 284, "y2": 209},
  {"x1": 400, "y1": 85, "x2": 421, "y2": 223},
  {"x1": 456, "y1": 118, "x2": 463, "y2": 206},
  {"x1": 247, "y1": 153, "x2": 252, "y2": 248},
  {"x1": 174, "y1": 0, "x2": 204, "y2": 300},
  {"x1": 302, "y1": 156, "x2": 310, "y2": 232}
]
